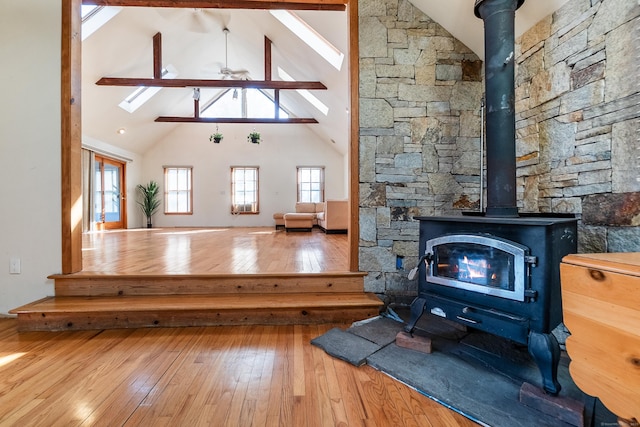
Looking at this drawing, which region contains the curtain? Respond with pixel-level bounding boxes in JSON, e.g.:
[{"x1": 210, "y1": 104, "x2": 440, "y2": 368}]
[{"x1": 81, "y1": 149, "x2": 96, "y2": 232}]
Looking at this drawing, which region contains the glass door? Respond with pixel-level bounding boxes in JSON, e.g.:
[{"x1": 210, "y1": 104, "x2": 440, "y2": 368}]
[
  {"x1": 425, "y1": 234, "x2": 529, "y2": 301},
  {"x1": 95, "y1": 155, "x2": 126, "y2": 230}
]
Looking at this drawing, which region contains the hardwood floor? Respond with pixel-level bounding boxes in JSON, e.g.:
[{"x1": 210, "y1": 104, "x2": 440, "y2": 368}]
[
  {"x1": 82, "y1": 227, "x2": 349, "y2": 274},
  {"x1": 0, "y1": 318, "x2": 477, "y2": 427}
]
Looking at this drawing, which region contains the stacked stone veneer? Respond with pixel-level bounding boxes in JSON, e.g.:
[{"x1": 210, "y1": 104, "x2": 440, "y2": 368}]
[
  {"x1": 358, "y1": 0, "x2": 483, "y2": 300},
  {"x1": 514, "y1": 0, "x2": 640, "y2": 253},
  {"x1": 358, "y1": 0, "x2": 640, "y2": 302}
]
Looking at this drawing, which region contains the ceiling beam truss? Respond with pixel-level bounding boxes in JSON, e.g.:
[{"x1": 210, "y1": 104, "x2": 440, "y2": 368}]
[
  {"x1": 155, "y1": 117, "x2": 318, "y2": 123},
  {"x1": 84, "y1": 0, "x2": 345, "y2": 11},
  {"x1": 96, "y1": 77, "x2": 326, "y2": 90},
  {"x1": 97, "y1": 32, "x2": 324, "y2": 123}
]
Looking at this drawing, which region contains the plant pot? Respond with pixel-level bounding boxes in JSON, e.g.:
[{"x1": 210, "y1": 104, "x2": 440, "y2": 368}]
[
  {"x1": 251, "y1": 137, "x2": 260, "y2": 144},
  {"x1": 213, "y1": 137, "x2": 222, "y2": 144},
  {"x1": 147, "y1": 218, "x2": 152, "y2": 228}
]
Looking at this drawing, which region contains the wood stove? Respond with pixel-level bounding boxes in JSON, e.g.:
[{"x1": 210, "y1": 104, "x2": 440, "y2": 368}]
[
  {"x1": 406, "y1": 215, "x2": 577, "y2": 395},
  {"x1": 404, "y1": 0, "x2": 579, "y2": 396}
]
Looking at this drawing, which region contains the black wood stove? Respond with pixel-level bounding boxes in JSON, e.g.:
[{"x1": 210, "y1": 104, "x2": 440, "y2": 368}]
[
  {"x1": 404, "y1": 0, "x2": 578, "y2": 396},
  {"x1": 406, "y1": 214, "x2": 577, "y2": 395}
]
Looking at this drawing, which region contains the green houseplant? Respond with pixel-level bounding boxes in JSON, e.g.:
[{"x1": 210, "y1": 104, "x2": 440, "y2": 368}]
[
  {"x1": 136, "y1": 180, "x2": 161, "y2": 228},
  {"x1": 209, "y1": 132, "x2": 223, "y2": 143},
  {"x1": 248, "y1": 131, "x2": 261, "y2": 144}
]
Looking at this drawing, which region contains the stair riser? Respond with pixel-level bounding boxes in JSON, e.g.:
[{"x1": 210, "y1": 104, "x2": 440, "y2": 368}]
[
  {"x1": 54, "y1": 275, "x2": 365, "y2": 296},
  {"x1": 15, "y1": 307, "x2": 380, "y2": 332}
]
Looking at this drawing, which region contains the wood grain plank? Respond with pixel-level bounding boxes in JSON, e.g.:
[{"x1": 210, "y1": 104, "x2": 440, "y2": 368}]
[
  {"x1": 560, "y1": 263, "x2": 640, "y2": 311},
  {"x1": 0, "y1": 319, "x2": 478, "y2": 426},
  {"x1": 12, "y1": 293, "x2": 382, "y2": 313},
  {"x1": 562, "y1": 253, "x2": 640, "y2": 276}
]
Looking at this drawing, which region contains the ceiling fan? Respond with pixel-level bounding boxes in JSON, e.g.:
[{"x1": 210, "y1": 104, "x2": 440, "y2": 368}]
[
  {"x1": 218, "y1": 28, "x2": 249, "y2": 80},
  {"x1": 156, "y1": 8, "x2": 226, "y2": 34}
]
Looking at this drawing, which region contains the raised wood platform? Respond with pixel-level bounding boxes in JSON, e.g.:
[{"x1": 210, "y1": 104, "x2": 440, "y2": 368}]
[
  {"x1": 11, "y1": 228, "x2": 383, "y2": 331},
  {"x1": 50, "y1": 272, "x2": 367, "y2": 296}
]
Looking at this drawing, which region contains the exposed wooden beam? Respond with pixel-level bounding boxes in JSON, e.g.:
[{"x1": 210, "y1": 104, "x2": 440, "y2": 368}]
[
  {"x1": 84, "y1": 0, "x2": 346, "y2": 11},
  {"x1": 96, "y1": 77, "x2": 327, "y2": 90},
  {"x1": 155, "y1": 117, "x2": 318, "y2": 123},
  {"x1": 264, "y1": 36, "x2": 272, "y2": 81},
  {"x1": 347, "y1": 0, "x2": 358, "y2": 272},
  {"x1": 153, "y1": 32, "x2": 162, "y2": 79},
  {"x1": 61, "y1": 0, "x2": 83, "y2": 274}
]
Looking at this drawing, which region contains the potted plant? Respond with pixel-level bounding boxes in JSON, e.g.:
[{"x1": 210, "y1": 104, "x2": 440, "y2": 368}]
[
  {"x1": 248, "y1": 131, "x2": 261, "y2": 144},
  {"x1": 209, "y1": 132, "x2": 223, "y2": 144},
  {"x1": 136, "y1": 180, "x2": 160, "y2": 228}
]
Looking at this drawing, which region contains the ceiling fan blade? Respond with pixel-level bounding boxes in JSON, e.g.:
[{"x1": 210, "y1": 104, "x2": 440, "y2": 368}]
[{"x1": 156, "y1": 8, "x2": 222, "y2": 34}]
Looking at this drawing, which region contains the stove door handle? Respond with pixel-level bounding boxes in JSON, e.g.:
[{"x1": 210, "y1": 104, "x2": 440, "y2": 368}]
[{"x1": 456, "y1": 315, "x2": 480, "y2": 325}]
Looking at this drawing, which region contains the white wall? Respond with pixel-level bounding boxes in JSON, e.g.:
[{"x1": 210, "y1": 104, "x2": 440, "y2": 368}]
[
  {"x1": 0, "y1": 1, "x2": 61, "y2": 315},
  {"x1": 140, "y1": 123, "x2": 346, "y2": 228}
]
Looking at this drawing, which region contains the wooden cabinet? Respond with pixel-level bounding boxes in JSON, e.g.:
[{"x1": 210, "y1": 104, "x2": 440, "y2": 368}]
[{"x1": 560, "y1": 253, "x2": 640, "y2": 423}]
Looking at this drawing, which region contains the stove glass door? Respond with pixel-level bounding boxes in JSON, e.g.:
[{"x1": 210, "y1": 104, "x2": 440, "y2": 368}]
[{"x1": 426, "y1": 234, "x2": 528, "y2": 301}]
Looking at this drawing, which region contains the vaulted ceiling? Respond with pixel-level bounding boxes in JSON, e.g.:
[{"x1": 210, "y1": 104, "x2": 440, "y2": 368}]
[{"x1": 81, "y1": 0, "x2": 568, "y2": 157}]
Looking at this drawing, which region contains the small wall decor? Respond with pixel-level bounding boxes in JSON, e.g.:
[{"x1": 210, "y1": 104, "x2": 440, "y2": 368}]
[{"x1": 248, "y1": 131, "x2": 261, "y2": 144}]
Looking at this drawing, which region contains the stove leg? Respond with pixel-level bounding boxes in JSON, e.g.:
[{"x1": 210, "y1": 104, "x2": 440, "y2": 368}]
[
  {"x1": 528, "y1": 331, "x2": 561, "y2": 396},
  {"x1": 404, "y1": 297, "x2": 427, "y2": 333}
]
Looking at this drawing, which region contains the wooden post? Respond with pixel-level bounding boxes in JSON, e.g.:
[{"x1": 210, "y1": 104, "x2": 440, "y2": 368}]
[{"x1": 61, "y1": 0, "x2": 83, "y2": 274}]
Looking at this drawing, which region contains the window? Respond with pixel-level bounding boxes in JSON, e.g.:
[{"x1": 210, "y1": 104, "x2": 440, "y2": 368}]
[
  {"x1": 231, "y1": 167, "x2": 259, "y2": 214},
  {"x1": 200, "y1": 88, "x2": 290, "y2": 119},
  {"x1": 164, "y1": 167, "x2": 192, "y2": 214},
  {"x1": 297, "y1": 167, "x2": 324, "y2": 203}
]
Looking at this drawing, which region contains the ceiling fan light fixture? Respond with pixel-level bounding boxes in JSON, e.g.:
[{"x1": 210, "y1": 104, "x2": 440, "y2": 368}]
[{"x1": 217, "y1": 27, "x2": 249, "y2": 80}]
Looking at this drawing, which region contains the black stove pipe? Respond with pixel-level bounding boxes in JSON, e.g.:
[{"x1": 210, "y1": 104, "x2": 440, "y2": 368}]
[{"x1": 474, "y1": 0, "x2": 524, "y2": 217}]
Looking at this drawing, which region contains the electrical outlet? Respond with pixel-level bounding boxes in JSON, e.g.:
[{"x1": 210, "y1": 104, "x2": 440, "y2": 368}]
[{"x1": 9, "y1": 257, "x2": 21, "y2": 274}]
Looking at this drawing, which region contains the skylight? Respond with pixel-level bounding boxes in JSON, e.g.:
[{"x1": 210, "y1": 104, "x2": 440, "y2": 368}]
[
  {"x1": 270, "y1": 10, "x2": 344, "y2": 71},
  {"x1": 278, "y1": 67, "x2": 329, "y2": 116},
  {"x1": 82, "y1": 6, "x2": 122, "y2": 41},
  {"x1": 118, "y1": 66, "x2": 178, "y2": 113},
  {"x1": 81, "y1": 5, "x2": 100, "y2": 20}
]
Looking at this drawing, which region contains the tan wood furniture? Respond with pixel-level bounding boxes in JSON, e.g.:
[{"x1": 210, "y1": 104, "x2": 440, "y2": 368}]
[{"x1": 560, "y1": 253, "x2": 640, "y2": 424}]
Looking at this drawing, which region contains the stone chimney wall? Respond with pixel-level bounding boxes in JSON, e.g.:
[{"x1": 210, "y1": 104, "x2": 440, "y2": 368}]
[
  {"x1": 514, "y1": 0, "x2": 640, "y2": 252},
  {"x1": 358, "y1": 0, "x2": 640, "y2": 302},
  {"x1": 358, "y1": 0, "x2": 483, "y2": 299}
]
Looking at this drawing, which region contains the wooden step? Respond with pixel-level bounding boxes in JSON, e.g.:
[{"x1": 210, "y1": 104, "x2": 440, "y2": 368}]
[
  {"x1": 50, "y1": 272, "x2": 367, "y2": 296},
  {"x1": 10, "y1": 293, "x2": 384, "y2": 332}
]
